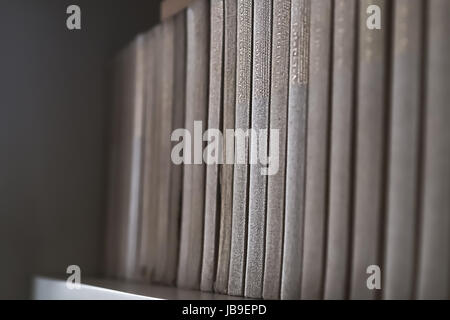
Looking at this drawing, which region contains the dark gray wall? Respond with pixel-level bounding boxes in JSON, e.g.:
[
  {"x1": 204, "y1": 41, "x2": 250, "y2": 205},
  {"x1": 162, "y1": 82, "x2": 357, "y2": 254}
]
[{"x1": 0, "y1": 0, "x2": 159, "y2": 299}]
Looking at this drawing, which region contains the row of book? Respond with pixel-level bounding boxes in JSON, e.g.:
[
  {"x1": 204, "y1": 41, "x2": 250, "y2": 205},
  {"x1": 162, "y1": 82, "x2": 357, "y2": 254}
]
[{"x1": 105, "y1": 0, "x2": 450, "y2": 299}]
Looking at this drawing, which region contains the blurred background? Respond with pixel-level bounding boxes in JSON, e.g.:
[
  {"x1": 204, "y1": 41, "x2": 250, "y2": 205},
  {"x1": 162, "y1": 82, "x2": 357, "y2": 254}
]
[{"x1": 0, "y1": 0, "x2": 161, "y2": 299}]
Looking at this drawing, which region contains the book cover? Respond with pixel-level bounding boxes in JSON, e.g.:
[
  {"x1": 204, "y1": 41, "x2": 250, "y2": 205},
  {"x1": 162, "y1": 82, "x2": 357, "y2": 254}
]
[
  {"x1": 165, "y1": 10, "x2": 187, "y2": 286},
  {"x1": 301, "y1": 0, "x2": 332, "y2": 299},
  {"x1": 281, "y1": 0, "x2": 310, "y2": 300},
  {"x1": 350, "y1": 0, "x2": 389, "y2": 300},
  {"x1": 201, "y1": 0, "x2": 224, "y2": 292},
  {"x1": 417, "y1": 0, "x2": 450, "y2": 300},
  {"x1": 245, "y1": 0, "x2": 272, "y2": 299},
  {"x1": 384, "y1": 0, "x2": 423, "y2": 300},
  {"x1": 215, "y1": 0, "x2": 237, "y2": 295},
  {"x1": 324, "y1": 0, "x2": 356, "y2": 300},
  {"x1": 154, "y1": 18, "x2": 176, "y2": 285},
  {"x1": 263, "y1": 0, "x2": 291, "y2": 300},
  {"x1": 177, "y1": 0, "x2": 209, "y2": 290},
  {"x1": 228, "y1": 0, "x2": 253, "y2": 297}
]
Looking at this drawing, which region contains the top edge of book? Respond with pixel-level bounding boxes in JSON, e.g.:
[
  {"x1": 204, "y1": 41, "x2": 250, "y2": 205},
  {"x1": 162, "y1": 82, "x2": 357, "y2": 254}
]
[{"x1": 160, "y1": 0, "x2": 197, "y2": 20}]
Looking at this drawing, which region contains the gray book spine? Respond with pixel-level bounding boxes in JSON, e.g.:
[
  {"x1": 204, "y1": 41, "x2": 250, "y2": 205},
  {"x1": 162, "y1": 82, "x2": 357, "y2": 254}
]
[
  {"x1": 154, "y1": 18, "x2": 176, "y2": 285},
  {"x1": 350, "y1": 0, "x2": 388, "y2": 299},
  {"x1": 263, "y1": 0, "x2": 291, "y2": 300},
  {"x1": 165, "y1": 11, "x2": 186, "y2": 286},
  {"x1": 324, "y1": 0, "x2": 356, "y2": 300},
  {"x1": 138, "y1": 27, "x2": 161, "y2": 281},
  {"x1": 301, "y1": 0, "x2": 332, "y2": 299},
  {"x1": 245, "y1": 0, "x2": 272, "y2": 299},
  {"x1": 215, "y1": 0, "x2": 237, "y2": 295},
  {"x1": 123, "y1": 35, "x2": 146, "y2": 281},
  {"x1": 384, "y1": 0, "x2": 423, "y2": 300},
  {"x1": 201, "y1": 0, "x2": 224, "y2": 293},
  {"x1": 177, "y1": 0, "x2": 209, "y2": 290},
  {"x1": 228, "y1": 0, "x2": 253, "y2": 297},
  {"x1": 417, "y1": 0, "x2": 450, "y2": 300},
  {"x1": 281, "y1": 0, "x2": 310, "y2": 300}
]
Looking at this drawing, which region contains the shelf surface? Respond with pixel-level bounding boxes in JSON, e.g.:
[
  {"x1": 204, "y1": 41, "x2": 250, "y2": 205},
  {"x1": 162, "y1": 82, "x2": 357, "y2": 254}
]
[{"x1": 32, "y1": 276, "x2": 245, "y2": 300}]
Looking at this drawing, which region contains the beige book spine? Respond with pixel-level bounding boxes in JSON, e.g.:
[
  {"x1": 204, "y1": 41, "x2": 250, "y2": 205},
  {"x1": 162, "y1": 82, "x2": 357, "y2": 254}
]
[{"x1": 177, "y1": 0, "x2": 209, "y2": 290}]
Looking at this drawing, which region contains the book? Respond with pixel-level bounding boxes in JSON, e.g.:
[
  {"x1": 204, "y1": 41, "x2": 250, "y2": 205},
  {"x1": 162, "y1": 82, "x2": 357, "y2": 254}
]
[
  {"x1": 228, "y1": 0, "x2": 253, "y2": 297},
  {"x1": 245, "y1": 0, "x2": 272, "y2": 299},
  {"x1": 177, "y1": 0, "x2": 209, "y2": 290},
  {"x1": 350, "y1": 0, "x2": 389, "y2": 300},
  {"x1": 417, "y1": 0, "x2": 450, "y2": 300},
  {"x1": 323, "y1": 0, "x2": 356, "y2": 300},
  {"x1": 154, "y1": 18, "x2": 176, "y2": 285},
  {"x1": 138, "y1": 27, "x2": 162, "y2": 281},
  {"x1": 281, "y1": 0, "x2": 310, "y2": 300},
  {"x1": 161, "y1": 0, "x2": 197, "y2": 20},
  {"x1": 165, "y1": 10, "x2": 187, "y2": 286},
  {"x1": 115, "y1": 35, "x2": 146, "y2": 281},
  {"x1": 301, "y1": 0, "x2": 332, "y2": 299},
  {"x1": 384, "y1": 0, "x2": 423, "y2": 300},
  {"x1": 201, "y1": 0, "x2": 224, "y2": 293},
  {"x1": 263, "y1": 0, "x2": 290, "y2": 300},
  {"x1": 214, "y1": 0, "x2": 237, "y2": 295}
]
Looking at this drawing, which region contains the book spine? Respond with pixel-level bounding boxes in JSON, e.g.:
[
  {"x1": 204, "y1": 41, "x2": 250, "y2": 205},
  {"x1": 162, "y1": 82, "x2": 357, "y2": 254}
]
[
  {"x1": 154, "y1": 18, "x2": 176, "y2": 285},
  {"x1": 263, "y1": 0, "x2": 291, "y2": 300},
  {"x1": 384, "y1": 0, "x2": 423, "y2": 300},
  {"x1": 165, "y1": 11, "x2": 187, "y2": 286},
  {"x1": 281, "y1": 0, "x2": 310, "y2": 300},
  {"x1": 417, "y1": 0, "x2": 450, "y2": 300},
  {"x1": 139, "y1": 27, "x2": 162, "y2": 282},
  {"x1": 350, "y1": 0, "x2": 389, "y2": 299},
  {"x1": 177, "y1": 0, "x2": 209, "y2": 290},
  {"x1": 137, "y1": 29, "x2": 154, "y2": 281},
  {"x1": 301, "y1": 0, "x2": 332, "y2": 299},
  {"x1": 323, "y1": 0, "x2": 356, "y2": 300},
  {"x1": 245, "y1": 0, "x2": 272, "y2": 299},
  {"x1": 228, "y1": 0, "x2": 253, "y2": 297},
  {"x1": 122, "y1": 35, "x2": 146, "y2": 281},
  {"x1": 214, "y1": 0, "x2": 237, "y2": 295},
  {"x1": 201, "y1": 0, "x2": 224, "y2": 292}
]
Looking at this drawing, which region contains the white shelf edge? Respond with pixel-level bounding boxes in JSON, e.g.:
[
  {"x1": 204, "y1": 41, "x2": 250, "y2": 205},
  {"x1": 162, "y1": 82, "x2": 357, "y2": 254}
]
[{"x1": 32, "y1": 276, "x2": 246, "y2": 300}]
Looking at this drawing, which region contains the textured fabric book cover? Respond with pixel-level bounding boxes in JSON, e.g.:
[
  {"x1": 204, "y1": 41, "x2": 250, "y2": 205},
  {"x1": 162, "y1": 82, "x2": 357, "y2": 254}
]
[
  {"x1": 120, "y1": 35, "x2": 146, "y2": 281},
  {"x1": 165, "y1": 11, "x2": 186, "y2": 286},
  {"x1": 137, "y1": 28, "x2": 159, "y2": 281},
  {"x1": 281, "y1": 0, "x2": 310, "y2": 300},
  {"x1": 263, "y1": 0, "x2": 290, "y2": 300},
  {"x1": 201, "y1": 0, "x2": 224, "y2": 293},
  {"x1": 228, "y1": 0, "x2": 253, "y2": 297},
  {"x1": 215, "y1": 0, "x2": 237, "y2": 295},
  {"x1": 351, "y1": 0, "x2": 389, "y2": 300},
  {"x1": 177, "y1": 0, "x2": 209, "y2": 290},
  {"x1": 324, "y1": 0, "x2": 356, "y2": 300},
  {"x1": 384, "y1": 0, "x2": 423, "y2": 300},
  {"x1": 154, "y1": 18, "x2": 176, "y2": 285},
  {"x1": 301, "y1": 0, "x2": 332, "y2": 299},
  {"x1": 140, "y1": 27, "x2": 163, "y2": 282},
  {"x1": 417, "y1": 0, "x2": 450, "y2": 300},
  {"x1": 245, "y1": 0, "x2": 272, "y2": 299}
]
